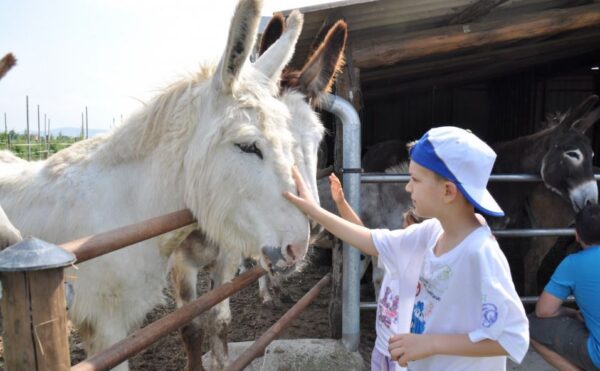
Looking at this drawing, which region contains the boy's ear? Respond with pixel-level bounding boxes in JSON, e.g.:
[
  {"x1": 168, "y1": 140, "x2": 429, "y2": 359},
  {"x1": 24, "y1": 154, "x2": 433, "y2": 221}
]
[{"x1": 443, "y1": 181, "x2": 460, "y2": 202}]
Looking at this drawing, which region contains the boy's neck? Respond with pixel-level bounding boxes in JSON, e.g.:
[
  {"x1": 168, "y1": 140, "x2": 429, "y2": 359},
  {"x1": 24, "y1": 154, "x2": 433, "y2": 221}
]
[{"x1": 434, "y1": 210, "x2": 483, "y2": 257}]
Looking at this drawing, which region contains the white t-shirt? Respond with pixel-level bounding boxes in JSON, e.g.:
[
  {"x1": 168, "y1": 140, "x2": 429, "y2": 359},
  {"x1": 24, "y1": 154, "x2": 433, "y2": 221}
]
[{"x1": 372, "y1": 218, "x2": 529, "y2": 371}]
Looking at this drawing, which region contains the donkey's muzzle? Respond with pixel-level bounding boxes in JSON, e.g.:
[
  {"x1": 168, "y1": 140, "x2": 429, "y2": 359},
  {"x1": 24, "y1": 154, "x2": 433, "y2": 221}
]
[
  {"x1": 261, "y1": 244, "x2": 304, "y2": 274},
  {"x1": 570, "y1": 180, "x2": 598, "y2": 211}
]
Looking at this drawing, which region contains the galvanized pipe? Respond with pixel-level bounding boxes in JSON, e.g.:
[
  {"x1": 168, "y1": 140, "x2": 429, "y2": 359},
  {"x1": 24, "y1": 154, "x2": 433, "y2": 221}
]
[
  {"x1": 61, "y1": 209, "x2": 195, "y2": 263},
  {"x1": 323, "y1": 93, "x2": 362, "y2": 351},
  {"x1": 225, "y1": 274, "x2": 332, "y2": 371},
  {"x1": 360, "y1": 296, "x2": 576, "y2": 310},
  {"x1": 492, "y1": 228, "x2": 574, "y2": 237},
  {"x1": 71, "y1": 266, "x2": 266, "y2": 371},
  {"x1": 361, "y1": 173, "x2": 600, "y2": 183}
]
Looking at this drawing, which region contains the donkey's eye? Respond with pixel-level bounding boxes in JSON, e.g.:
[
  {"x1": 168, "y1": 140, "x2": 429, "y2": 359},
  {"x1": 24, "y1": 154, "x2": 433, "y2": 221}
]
[
  {"x1": 565, "y1": 151, "x2": 581, "y2": 160},
  {"x1": 235, "y1": 143, "x2": 263, "y2": 160}
]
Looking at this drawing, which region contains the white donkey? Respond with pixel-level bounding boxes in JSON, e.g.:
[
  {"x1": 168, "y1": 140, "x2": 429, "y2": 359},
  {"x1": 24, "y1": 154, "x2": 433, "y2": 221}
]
[
  {"x1": 163, "y1": 15, "x2": 348, "y2": 370},
  {"x1": 0, "y1": 1, "x2": 318, "y2": 370},
  {"x1": 0, "y1": 53, "x2": 22, "y2": 249}
]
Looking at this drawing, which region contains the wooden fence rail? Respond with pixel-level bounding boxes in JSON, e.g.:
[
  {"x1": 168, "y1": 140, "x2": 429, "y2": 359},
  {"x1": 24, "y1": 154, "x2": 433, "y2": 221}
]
[{"x1": 71, "y1": 266, "x2": 266, "y2": 371}]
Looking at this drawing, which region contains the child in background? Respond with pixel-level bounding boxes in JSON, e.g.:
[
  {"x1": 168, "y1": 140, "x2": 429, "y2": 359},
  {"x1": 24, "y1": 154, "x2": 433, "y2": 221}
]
[
  {"x1": 529, "y1": 204, "x2": 600, "y2": 371},
  {"x1": 329, "y1": 170, "x2": 425, "y2": 370}
]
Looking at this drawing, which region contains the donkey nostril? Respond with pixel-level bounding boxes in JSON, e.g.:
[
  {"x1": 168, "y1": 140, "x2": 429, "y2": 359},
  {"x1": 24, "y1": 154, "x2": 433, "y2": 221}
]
[{"x1": 286, "y1": 244, "x2": 296, "y2": 260}]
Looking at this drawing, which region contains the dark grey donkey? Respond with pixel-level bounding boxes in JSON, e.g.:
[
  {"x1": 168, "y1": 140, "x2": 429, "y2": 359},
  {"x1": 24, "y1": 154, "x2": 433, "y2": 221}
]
[{"x1": 491, "y1": 95, "x2": 600, "y2": 294}]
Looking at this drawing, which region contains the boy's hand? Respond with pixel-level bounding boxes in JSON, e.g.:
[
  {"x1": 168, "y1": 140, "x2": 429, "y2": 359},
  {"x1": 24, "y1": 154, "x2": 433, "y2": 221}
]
[
  {"x1": 329, "y1": 173, "x2": 345, "y2": 205},
  {"x1": 389, "y1": 333, "x2": 434, "y2": 367},
  {"x1": 283, "y1": 166, "x2": 318, "y2": 214}
]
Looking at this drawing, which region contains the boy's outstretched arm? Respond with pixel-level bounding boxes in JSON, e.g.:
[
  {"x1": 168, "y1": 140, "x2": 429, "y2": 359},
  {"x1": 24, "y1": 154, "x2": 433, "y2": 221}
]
[
  {"x1": 284, "y1": 166, "x2": 378, "y2": 256},
  {"x1": 389, "y1": 333, "x2": 507, "y2": 367}
]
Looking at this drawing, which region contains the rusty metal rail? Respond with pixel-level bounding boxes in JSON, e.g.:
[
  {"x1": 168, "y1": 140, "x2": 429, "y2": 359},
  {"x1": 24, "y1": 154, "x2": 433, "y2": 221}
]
[
  {"x1": 225, "y1": 273, "x2": 332, "y2": 371},
  {"x1": 60, "y1": 209, "x2": 195, "y2": 263},
  {"x1": 71, "y1": 266, "x2": 266, "y2": 371}
]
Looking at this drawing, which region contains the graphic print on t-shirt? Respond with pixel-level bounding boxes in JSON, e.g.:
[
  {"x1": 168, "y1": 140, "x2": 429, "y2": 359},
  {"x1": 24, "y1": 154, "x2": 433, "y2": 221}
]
[
  {"x1": 378, "y1": 285, "x2": 400, "y2": 328},
  {"x1": 410, "y1": 263, "x2": 453, "y2": 334}
]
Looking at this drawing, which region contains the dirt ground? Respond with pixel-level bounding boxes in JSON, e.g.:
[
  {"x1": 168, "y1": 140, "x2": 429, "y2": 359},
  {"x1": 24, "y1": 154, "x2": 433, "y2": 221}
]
[{"x1": 0, "y1": 249, "x2": 377, "y2": 370}]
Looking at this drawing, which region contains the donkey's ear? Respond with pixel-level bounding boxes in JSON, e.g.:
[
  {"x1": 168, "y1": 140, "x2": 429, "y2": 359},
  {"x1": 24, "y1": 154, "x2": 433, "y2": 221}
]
[
  {"x1": 560, "y1": 95, "x2": 599, "y2": 130},
  {"x1": 254, "y1": 10, "x2": 303, "y2": 82},
  {"x1": 214, "y1": 0, "x2": 262, "y2": 93},
  {"x1": 0, "y1": 53, "x2": 17, "y2": 81},
  {"x1": 571, "y1": 105, "x2": 600, "y2": 134},
  {"x1": 258, "y1": 13, "x2": 285, "y2": 56},
  {"x1": 296, "y1": 20, "x2": 347, "y2": 104}
]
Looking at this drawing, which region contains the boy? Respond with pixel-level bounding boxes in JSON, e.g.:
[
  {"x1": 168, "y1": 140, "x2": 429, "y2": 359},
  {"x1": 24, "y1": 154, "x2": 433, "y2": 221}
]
[
  {"x1": 284, "y1": 126, "x2": 529, "y2": 370},
  {"x1": 529, "y1": 204, "x2": 600, "y2": 371}
]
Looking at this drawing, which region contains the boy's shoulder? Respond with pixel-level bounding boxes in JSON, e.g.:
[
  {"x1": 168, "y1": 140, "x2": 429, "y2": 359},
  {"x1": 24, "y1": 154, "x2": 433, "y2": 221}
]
[{"x1": 464, "y1": 227, "x2": 510, "y2": 272}]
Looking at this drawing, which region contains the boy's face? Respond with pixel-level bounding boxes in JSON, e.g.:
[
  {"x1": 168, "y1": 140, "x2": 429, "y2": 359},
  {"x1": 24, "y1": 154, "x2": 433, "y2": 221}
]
[{"x1": 405, "y1": 161, "x2": 446, "y2": 219}]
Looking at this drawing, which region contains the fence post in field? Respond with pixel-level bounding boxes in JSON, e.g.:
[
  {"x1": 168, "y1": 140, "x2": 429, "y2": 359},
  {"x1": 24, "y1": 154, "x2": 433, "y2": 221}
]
[
  {"x1": 0, "y1": 238, "x2": 76, "y2": 370},
  {"x1": 26, "y1": 95, "x2": 30, "y2": 160}
]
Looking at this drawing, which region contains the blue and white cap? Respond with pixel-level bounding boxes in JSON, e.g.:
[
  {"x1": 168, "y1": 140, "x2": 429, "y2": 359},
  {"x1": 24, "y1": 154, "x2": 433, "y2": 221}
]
[{"x1": 409, "y1": 126, "x2": 504, "y2": 217}]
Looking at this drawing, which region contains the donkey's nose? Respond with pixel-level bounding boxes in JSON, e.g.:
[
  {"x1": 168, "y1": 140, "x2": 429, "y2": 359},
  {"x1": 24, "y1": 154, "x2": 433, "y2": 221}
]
[
  {"x1": 286, "y1": 242, "x2": 307, "y2": 262},
  {"x1": 570, "y1": 180, "x2": 598, "y2": 211},
  {"x1": 261, "y1": 246, "x2": 294, "y2": 274}
]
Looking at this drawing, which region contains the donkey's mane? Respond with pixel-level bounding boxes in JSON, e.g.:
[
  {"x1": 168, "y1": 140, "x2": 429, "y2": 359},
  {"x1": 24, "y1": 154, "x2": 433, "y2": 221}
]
[{"x1": 44, "y1": 67, "x2": 214, "y2": 176}]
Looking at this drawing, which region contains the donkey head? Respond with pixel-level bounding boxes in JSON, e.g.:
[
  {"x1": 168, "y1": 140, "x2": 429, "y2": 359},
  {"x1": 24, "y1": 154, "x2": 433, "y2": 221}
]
[
  {"x1": 255, "y1": 14, "x2": 347, "y2": 238},
  {"x1": 541, "y1": 95, "x2": 600, "y2": 211},
  {"x1": 184, "y1": 1, "x2": 310, "y2": 274}
]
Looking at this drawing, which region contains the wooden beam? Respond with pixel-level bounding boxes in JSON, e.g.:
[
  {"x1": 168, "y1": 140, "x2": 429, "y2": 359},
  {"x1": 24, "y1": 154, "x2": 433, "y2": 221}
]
[
  {"x1": 362, "y1": 35, "x2": 600, "y2": 98},
  {"x1": 447, "y1": 0, "x2": 509, "y2": 25},
  {"x1": 352, "y1": 3, "x2": 600, "y2": 70},
  {"x1": 360, "y1": 26, "x2": 600, "y2": 84}
]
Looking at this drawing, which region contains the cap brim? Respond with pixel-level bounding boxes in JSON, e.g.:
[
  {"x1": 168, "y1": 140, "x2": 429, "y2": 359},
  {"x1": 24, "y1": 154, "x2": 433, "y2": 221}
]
[{"x1": 456, "y1": 183, "x2": 505, "y2": 217}]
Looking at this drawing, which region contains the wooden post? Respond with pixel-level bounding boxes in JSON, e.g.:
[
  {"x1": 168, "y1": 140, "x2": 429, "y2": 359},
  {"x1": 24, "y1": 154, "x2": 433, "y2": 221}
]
[
  {"x1": 85, "y1": 106, "x2": 88, "y2": 139},
  {"x1": 4, "y1": 112, "x2": 8, "y2": 150},
  {"x1": 26, "y1": 95, "x2": 30, "y2": 161},
  {"x1": 0, "y1": 238, "x2": 76, "y2": 371}
]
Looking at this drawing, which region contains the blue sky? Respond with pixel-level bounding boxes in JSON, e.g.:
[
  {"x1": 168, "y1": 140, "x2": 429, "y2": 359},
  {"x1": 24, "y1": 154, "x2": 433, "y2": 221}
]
[{"x1": 0, "y1": 0, "x2": 339, "y2": 133}]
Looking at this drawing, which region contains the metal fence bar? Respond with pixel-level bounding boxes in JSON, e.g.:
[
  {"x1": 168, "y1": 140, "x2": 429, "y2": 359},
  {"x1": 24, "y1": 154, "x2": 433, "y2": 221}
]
[
  {"x1": 360, "y1": 296, "x2": 575, "y2": 310},
  {"x1": 361, "y1": 173, "x2": 600, "y2": 183},
  {"x1": 226, "y1": 274, "x2": 332, "y2": 371},
  {"x1": 60, "y1": 209, "x2": 194, "y2": 263},
  {"x1": 71, "y1": 266, "x2": 266, "y2": 371},
  {"x1": 492, "y1": 228, "x2": 574, "y2": 237}
]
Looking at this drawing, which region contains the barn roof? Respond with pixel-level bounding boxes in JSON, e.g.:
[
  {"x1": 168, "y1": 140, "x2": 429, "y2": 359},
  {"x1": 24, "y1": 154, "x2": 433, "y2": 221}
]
[{"x1": 278, "y1": 0, "x2": 600, "y2": 98}]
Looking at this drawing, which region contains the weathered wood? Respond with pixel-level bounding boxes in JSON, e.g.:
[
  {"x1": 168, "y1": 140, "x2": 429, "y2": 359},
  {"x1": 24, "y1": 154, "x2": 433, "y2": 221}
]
[
  {"x1": 361, "y1": 27, "x2": 600, "y2": 84},
  {"x1": 29, "y1": 269, "x2": 70, "y2": 371},
  {"x1": 353, "y1": 3, "x2": 600, "y2": 69},
  {"x1": 1, "y1": 272, "x2": 37, "y2": 371},
  {"x1": 362, "y1": 31, "x2": 600, "y2": 97},
  {"x1": 447, "y1": 0, "x2": 509, "y2": 25}
]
